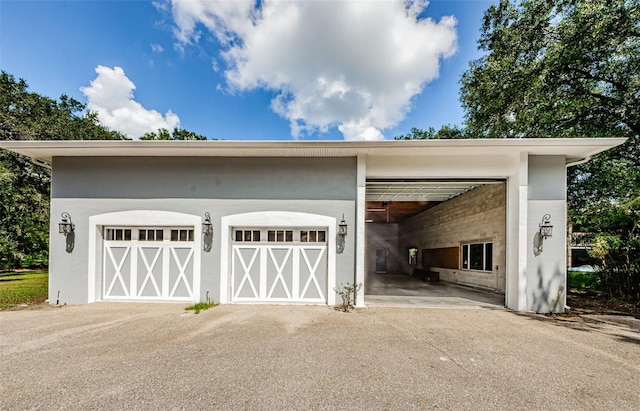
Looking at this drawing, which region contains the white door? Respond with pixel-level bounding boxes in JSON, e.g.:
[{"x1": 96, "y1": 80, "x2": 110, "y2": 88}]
[
  {"x1": 231, "y1": 228, "x2": 328, "y2": 303},
  {"x1": 103, "y1": 227, "x2": 196, "y2": 301}
]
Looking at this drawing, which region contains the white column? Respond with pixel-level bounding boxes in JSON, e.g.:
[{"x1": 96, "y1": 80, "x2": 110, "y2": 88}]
[
  {"x1": 506, "y1": 152, "x2": 528, "y2": 311},
  {"x1": 355, "y1": 155, "x2": 366, "y2": 307}
]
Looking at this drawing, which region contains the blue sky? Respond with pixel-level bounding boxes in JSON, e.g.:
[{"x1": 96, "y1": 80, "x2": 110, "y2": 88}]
[{"x1": 1, "y1": 0, "x2": 495, "y2": 140}]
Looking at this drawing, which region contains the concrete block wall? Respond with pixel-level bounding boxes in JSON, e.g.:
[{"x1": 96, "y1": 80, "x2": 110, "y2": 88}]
[{"x1": 398, "y1": 183, "x2": 506, "y2": 292}]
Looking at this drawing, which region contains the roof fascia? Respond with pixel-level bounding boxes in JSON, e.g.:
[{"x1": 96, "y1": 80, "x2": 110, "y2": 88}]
[{"x1": 0, "y1": 138, "x2": 628, "y2": 166}]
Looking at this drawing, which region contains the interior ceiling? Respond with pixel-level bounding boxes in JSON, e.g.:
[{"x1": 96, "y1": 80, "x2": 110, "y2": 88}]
[
  {"x1": 366, "y1": 181, "x2": 482, "y2": 202},
  {"x1": 366, "y1": 201, "x2": 439, "y2": 224},
  {"x1": 365, "y1": 180, "x2": 498, "y2": 224}
]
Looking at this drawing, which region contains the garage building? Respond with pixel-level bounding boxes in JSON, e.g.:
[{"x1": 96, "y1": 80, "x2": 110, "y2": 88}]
[{"x1": 0, "y1": 138, "x2": 625, "y2": 313}]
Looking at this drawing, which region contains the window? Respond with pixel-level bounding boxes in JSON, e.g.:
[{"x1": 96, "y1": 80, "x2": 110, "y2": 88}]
[
  {"x1": 231, "y1": 228, "x2": 328, "y2": 243},
  {"x1": 268, "y1": 230, "x2": 293, "y2": 242},
  {"x1": 235, "y1": 230, "x2": 261, "y2": 242},
  {"x1": 105, "y1": 228, "x2": 131, "y2": 241},
  {"x1": 139, "y1": 229, "x2": 163, "y2": 241},
  {"x1": 171, "y1": 229, "x2": 194, "y2": 242},
  {"x1": 300, "y1": 230, "x2": 326, "y2": 243},
  {"x1": 461, "y1": 242, "x2": 493, "y2": 271}
]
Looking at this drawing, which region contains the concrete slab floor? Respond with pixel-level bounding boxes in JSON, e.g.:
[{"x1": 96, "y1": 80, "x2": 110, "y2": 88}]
[{"x1": 365, "y1": 273, "x2": 505, "y2": 308}]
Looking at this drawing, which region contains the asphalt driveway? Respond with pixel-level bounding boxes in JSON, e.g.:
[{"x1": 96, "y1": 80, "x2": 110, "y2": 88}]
[{"x1": 1, "y1": 303, "x2": 639, "y2": 410}]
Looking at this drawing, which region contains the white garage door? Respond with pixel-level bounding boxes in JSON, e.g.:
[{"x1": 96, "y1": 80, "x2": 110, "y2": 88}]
[
  {"x1": 103, "y1": 227, "x2": 196, "y2": 301},
  {"x1": 231, "y1": 228, "x2": 328, "y2": 303}
]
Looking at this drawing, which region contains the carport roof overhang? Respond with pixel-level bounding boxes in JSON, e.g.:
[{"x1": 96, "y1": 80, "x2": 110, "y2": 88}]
[{"x1": 0, "y1": 138, "x2": 626, "y2": 166}]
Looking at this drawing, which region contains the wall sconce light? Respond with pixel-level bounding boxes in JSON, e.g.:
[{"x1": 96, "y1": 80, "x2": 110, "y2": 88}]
[
  {"x1": 539, "y1": 214, "x2": 553, "y2": 239},
  {"x1": 533, "y1": 214, "x2": 553, "y2": 256},
  {"x1": 58, "y1": 212, "x2": 74, "y2": 234},
  {"x1": 203, "y1": 212, "x2": 213, "y2": 252},
  {"x1": 58, "y1": 212, "x2": 75, "y2": 253},
  {"x1": 337, "y1": 214, "x2": 348, "y2": 254}
]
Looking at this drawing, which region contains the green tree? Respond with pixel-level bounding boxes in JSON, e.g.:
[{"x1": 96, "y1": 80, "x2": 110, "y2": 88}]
[
  {"x1": 458, "y1": 0, "x2": 639, "y2": 301},
  {"x1": 0, "y1": 73, "x2": 127, "y2": 141},
  {"x1": 395, "y1": 125, "x2": 470, "y2": 140},
  {"x1": 0, "y1": 153, "x2": 49, "y2": 268},
  {"x1": 460, "y1": 0, "x2": 639, "y2": 138},
  {"x1": 140, "y1": 127, "x2": 208, "y2": 140},
  {"x1": 0, "y1": 71, "x2": 126, "y2": 268}
]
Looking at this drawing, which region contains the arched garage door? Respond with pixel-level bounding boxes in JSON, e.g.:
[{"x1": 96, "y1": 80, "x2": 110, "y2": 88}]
[
  {"x1": 231, "y1": 228, "x2": 328, "y2": 303},
  {"x1": 103, "y1": 227, "x2": 196, "y2": 301},
  {"x1": 220, "y1": 211, "x2": 337, "y2": 305}
]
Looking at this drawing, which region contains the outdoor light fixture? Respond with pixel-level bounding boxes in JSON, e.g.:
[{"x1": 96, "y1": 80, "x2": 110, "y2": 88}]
[
  {"x1": 539, "y1": 214, "x2": 553, "y2": 239},
  {"x1": 203, "y1": 212, "x2": 213, "y2": 235},
  {"x1": 58, "y1": 212, "x2": 74, "y2": 235},
  {"x1": 58, "y1": 212, "x2": 75, "y2": 253},
  {"x1": 203, "y1": 212, "x2": 213, "y2": 252},
  {"x1": 533, "y1": 214, "x2": 553, "y2": 256},
  {"x1": 337, "y1": 214, "x2": 348, "y2": 254},
  {"x1": 338, "y1": 215, "x2": 348, "y2": 237}
]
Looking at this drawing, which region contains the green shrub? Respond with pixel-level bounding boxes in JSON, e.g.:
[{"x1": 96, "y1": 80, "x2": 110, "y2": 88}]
[
  {"x1": 334, "y1": 282, "x2": 362, "y2": 312},
  {"x1": 567, "y1": 271, "x2": 600, "y2": 290},
  {"x1": 21, "y1": 251, "x2": 48, "y2": 269}
]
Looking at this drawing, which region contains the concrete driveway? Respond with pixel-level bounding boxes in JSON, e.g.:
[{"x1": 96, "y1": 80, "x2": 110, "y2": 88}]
[{"x1": 1, "y1": 303, "x2": 639, "y2": 410}]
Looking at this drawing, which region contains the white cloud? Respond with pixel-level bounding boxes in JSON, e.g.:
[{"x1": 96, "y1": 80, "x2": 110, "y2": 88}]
[
  {"x1": 80, "y1": 66, "x2": 180, "y2": 139},
  {"x1": 152, "y1": 0, "x2": 169, "y2": 12},
  {"x1": 168, "y1": 0, "x2": 457, "y2": 140},
  {"x1": 151, "y1": 43, "x2": 164, "y2": 53}
]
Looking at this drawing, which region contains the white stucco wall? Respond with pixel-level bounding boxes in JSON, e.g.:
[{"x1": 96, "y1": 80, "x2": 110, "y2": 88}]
[
  {"x1": 49, "y1": 157, "x2": 357, "y2": 305},
  {"x1": 44, "y1": 150, "x2": 571, "y2": 312},
  {"x1": 526, "y1": 156, "x2": 567, "y2": 313}
]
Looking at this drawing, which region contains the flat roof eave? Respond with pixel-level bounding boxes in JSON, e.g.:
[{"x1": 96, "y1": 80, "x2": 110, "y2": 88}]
[{"x1": 0, "y1": 137, "x2": 627, "y2": 166}]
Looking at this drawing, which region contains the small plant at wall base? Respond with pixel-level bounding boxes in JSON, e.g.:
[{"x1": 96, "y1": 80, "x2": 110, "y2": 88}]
[
  {"x1": 334, "y1": 282, "x2": 362, "y2": 312},
  {"x1": 184, "y1": 301, "x2": 218, "y2": 314}
]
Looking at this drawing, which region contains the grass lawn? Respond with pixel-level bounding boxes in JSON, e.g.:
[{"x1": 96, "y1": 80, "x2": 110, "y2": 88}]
[{"x1": 0, "y1": 270, "x2": 48, "y2": 310}]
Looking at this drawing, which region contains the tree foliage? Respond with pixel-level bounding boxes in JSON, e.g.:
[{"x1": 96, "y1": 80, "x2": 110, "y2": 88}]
[
  {"x1": 0, "y1": 153, "x2": 49, "y2": 269},
  {"x1": 140, "y1": 127, "x2": 208, "y2": 140},
  {"x1": 460, "y1": 0, "x2": 639, "y2": 138},
  {"x1": 0, "y1": 71, "x2": 126, "y2": 269},
  {"x1": 395, "y1": 125, "x2": 470, "y2": 140},
  {"x1": 0, "y1": 72, "x2": 127, "y2": 142}
]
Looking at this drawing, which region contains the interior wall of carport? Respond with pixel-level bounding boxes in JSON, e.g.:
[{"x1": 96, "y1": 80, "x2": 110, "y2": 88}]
[
  {"x1": 396, "y1": 184, "x2": 507, "y2": 292},
  {"x1": 48, "y1": 156, "x2": 357, "y2": 305}
]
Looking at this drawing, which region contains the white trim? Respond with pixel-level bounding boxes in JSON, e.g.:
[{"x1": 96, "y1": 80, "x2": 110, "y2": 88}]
[
  {"x1": 355, "y1": 155, "x2": 366, "y2": 307},
  {"x1": 1, "y1": 138, "x2": 626, "y2": 166},
  {"x1": 517, "y1": 186, "x2": 529, "y2": 311},
  {"x1": 88, "y1": 210, "x2": 201, "y2": 303},
  {"x1": 220, "y1": 211, "x2": 336, "y2": 305},
  {"x1": 517, "y1": 153, "x2": 529, "y2": 311}
]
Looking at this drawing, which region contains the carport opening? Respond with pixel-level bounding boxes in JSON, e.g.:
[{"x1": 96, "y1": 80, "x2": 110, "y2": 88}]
[{"x1": 365, "y1": 179, "x2": 506, "y2": 306}]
